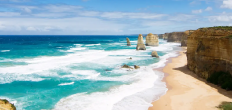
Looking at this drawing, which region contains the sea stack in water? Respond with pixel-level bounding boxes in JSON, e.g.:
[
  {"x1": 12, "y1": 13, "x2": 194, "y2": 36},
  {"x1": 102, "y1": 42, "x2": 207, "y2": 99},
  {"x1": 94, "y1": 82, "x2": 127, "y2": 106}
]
[
  {"x1": 126, "y1": 37, "x2": 131, "y2": 46},
  {"x1": 145, "y1": 33, "x2": 159, "y2": 46},
  {"x1": 0, "y1": 99, "x2": 16, "y2": 110},
  {"x1": 136, "y1": 34, "x2": 146, "y2": 50},
  {"x1": 151, "y1": 51, "x2": 159, "y2": 58}
]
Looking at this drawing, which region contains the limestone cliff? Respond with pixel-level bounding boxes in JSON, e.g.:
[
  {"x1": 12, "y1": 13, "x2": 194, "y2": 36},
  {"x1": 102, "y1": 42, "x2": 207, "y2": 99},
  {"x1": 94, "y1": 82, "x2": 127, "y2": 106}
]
[
  {"x1": 187, "y1": 27, "x2": 232, "y2": 79},
  {"x1": 163, "y1": 33, "x2": 168, "y2": 40},
  {"x1": 0, "y1": 99, "x2": 16, "y2": 110},
  {"x1": 136, "y1": 34, "x2": 146, "y2": 50},
  {"x1": 167, "y1": 32, "x2": 188, "y2": 42},
  {"x1": 145, "y1": 33, "x2": 159, "y2": 46},
  {"x1": 126, "y1": 37, "x2": 131, "y2": 46}
]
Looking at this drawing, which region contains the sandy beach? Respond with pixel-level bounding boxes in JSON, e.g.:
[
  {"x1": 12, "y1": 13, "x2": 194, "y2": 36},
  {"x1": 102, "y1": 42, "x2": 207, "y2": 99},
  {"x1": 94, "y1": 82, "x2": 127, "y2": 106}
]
[{"x1": 149, "y1": 47, "x2": 232, "y2": 110}]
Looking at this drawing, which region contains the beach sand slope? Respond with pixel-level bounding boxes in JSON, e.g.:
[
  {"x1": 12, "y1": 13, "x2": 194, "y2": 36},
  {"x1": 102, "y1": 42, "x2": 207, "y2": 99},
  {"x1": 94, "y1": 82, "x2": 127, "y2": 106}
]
[{"x1": 149, "y1": 47, "x2": 232, "y2": 110}]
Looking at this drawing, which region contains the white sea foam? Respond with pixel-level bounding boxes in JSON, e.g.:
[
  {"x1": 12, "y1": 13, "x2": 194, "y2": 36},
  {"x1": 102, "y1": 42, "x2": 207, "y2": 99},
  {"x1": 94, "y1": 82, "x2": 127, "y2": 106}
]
[
  {"x1": 66, "y1": 47, "x2": 86, "y2": 52},
  {"x1": 1, "y1": 50, "x2": 10, "y2": 52},
  {"x1": 74, "y1": 44, "x2": 82, "y2": 46},
  {"x1": 85, "y1": 44, "x2": 101, "y2": 46},
  {"x1": 58, "y1": 82, "x2": 74, "y2": 86},
  {"x1": 54, "y1": 67, "x2": 167, "y2": 110}
]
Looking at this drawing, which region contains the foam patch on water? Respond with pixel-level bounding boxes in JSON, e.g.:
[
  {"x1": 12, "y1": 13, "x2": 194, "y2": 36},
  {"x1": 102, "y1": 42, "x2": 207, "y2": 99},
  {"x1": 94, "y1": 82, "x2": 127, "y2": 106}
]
[
  {"x1": 85, "y1": 44, "x2": 101, "y2": 46},
  {"x1": 66, "y1": 47, "x2": 86, "y2": 52},
  {"x1": 1, "y1": 50, "x2": 10, "y2": 52},
  {"x1": 58, "y1": 82, "x2": 74, "y2": 86},
  {"x1": 54, "y1": 67, "x2": 167, "y2": 110}
]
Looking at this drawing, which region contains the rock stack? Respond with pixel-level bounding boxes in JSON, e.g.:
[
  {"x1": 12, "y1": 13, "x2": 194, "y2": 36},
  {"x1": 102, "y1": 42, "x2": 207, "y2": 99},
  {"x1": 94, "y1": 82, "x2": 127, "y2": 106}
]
[
  {"x1": 0, "y1": 99, "x2": 16, "y2": 110},
  {"x1": 136, "y1": 34, "x2": 146, "y2": 50},
  {"x1": 126, "y1": 37, "x2": 131, "y2": 46},
  {"x1": 151, "y1": 51, "x2": 159, "y2": 58},
  {"x1": 145, "y1": 33, "x2": 159, "y2": 46}
]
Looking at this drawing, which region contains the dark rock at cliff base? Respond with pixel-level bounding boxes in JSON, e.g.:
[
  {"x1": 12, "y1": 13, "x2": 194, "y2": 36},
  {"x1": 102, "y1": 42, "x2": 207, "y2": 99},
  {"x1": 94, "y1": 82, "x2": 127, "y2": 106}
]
[
  {"x1": 136, "y1": 34, "x2": 146, "y2": 50},
  {"x1": 181, "y1": 40, "x2": 187, "y2": 46},
  {"x1": 151, "y1": 51, "x2": 159, "y2": 58},
  {"x1": 122, "y1": 64, "x2": 133, "y2": 69},
  {"x1": 0, "y1": 99, "x2": 16, "y2": 110},
  {"x1": 134, "y1": 65, "x2": 140, "y2": 69},
  {"x1": 145, "y1": 33, "x2": 159, "y2": 46},
  {"x1": 126, "y1": 37, "x2": 131, "y2": 46}
]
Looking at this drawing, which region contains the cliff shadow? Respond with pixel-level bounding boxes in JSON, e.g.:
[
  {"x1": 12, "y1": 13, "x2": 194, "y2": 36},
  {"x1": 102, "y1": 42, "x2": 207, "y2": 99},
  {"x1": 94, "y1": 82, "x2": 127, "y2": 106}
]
[{"x1": 173, "y1": 65, "x2": 232, "y2": 99}]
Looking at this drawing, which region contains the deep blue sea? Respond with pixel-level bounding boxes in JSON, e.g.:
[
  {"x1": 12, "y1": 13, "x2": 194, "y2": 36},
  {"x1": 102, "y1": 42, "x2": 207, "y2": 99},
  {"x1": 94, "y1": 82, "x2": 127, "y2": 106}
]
[{"x1": 0, "y1": 35, "x2": 180, "y2": 110}]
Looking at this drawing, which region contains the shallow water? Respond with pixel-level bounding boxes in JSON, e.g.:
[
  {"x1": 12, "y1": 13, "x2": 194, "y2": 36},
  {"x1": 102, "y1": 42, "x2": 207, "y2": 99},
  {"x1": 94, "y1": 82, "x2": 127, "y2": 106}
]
[{"x1": 0, "y1": 35, "x2": 180, "y2": 110}]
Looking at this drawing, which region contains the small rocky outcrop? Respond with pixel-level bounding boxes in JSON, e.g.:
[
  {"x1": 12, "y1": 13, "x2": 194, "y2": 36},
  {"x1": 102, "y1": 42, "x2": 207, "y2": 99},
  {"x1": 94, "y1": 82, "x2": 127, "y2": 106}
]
[
  {"x1": 145, "y1": 33, "x2": 159, "y2": 46},
  {"x1": 122, "y1": 64, "x2": 133, "y2": 69},
  {"x1": 0, "y1": 99, "x2": 16, "y2": 110},
  {"x1": 151, "y1": 51, "x2": 159, "y2": 58},
  {"x1": 158, "y1": 34, "x2": 164, "y2": 39},
  {"x1": 187, "y1": 27, "x2": 232, "y2": 79},
  {"x1": 163, "y1": 33, "x2": 168, "y2": 40},
  {"x1": 134, "y1": 65, "x2": 140, "y2": 69},
  {"x1": 136, "y1": 34, "x2": 146, "y2": 50},
  {"x1": 126, "y1": 37, "x2": 131, "y2": 46}
]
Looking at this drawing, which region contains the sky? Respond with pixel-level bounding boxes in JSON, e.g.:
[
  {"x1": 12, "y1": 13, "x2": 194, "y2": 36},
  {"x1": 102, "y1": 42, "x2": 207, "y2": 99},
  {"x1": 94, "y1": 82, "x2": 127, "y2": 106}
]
[{"x1": 0, "y1": 0, "x2": 231, "y2": 35}]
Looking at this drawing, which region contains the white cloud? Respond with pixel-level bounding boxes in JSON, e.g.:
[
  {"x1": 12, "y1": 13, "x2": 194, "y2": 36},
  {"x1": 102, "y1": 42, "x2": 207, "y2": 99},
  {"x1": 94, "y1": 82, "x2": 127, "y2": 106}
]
[
  {"x1": 0, "y1": 12, "x2": 21, "y2": 17},
  {"x1": 205, "y1": 7, "x2": 212, "y2": 11},
  {"x1": 169, "y1": 14, "x2": 196, "y2": 21},
  {"x1": 43, "y1": 5, "x2": 82, "y2": 12},
  {"x1": 209, "y1": 15, "x2": 232, "y2": 22},
  {"x1": 221, "y1": 0, "x2": 232, "y2": 9},
  {"x1": 192, "y1": 9, "x2": 202, "y2": 14},
  {"x1": 0, "y1": 17, "x2": 126, "y2": 34},
  {"x1": 100, "y1": 12, "x2": 167, "y2": 19}
]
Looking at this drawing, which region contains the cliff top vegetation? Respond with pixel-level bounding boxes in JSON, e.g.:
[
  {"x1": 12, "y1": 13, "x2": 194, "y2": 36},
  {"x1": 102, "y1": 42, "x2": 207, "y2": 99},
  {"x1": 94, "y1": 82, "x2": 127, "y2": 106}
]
[{"x1": 200, "y1": 26, "x2": 232, "y2": 30}]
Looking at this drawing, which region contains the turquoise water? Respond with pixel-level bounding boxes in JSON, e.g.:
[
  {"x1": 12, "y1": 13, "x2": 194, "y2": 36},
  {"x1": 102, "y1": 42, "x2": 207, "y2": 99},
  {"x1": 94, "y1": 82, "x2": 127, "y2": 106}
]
[{"x1": 0, "y1": 35, "x2": 180, "y2": 110}]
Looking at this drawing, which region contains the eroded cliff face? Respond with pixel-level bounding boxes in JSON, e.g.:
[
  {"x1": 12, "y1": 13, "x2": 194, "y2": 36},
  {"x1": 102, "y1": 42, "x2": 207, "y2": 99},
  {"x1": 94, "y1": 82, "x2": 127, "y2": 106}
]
[
  {"x1": 145, "y1": 33, "x2": 159, "y2": 46},
  {"x1": 167, "y1": 32, "x2": 188, "y2": 42},
  {"x1": 163, "y1": 33, "x2": 168, "y2": 40},
  {"x1": 187, "y1": 28, "x2": 232, "y2": 79}
]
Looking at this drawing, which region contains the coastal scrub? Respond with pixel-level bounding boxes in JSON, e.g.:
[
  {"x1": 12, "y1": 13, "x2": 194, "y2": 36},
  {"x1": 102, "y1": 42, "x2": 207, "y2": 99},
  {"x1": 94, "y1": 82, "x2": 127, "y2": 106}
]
[{"x1": 207, "y1": 71, "x2": 232, "y2": 90}]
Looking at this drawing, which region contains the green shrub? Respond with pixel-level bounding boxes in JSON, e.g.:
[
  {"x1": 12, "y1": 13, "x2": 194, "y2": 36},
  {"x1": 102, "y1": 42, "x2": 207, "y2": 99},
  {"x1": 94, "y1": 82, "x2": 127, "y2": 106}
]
[
  {"x1": 207, "y1": 71, "x2": 232, "y2": 90},
  {"x1": 1, "y1": 99, "x2": 9, "y2": 104},
  {"x1": 226, "y1": 35, "x2": 232, "y2": 38},
  {"x1": 200, "y1": 26, "x2": 232, "y2": 30},
  {"x1": 217, "y1": 102, "x2": 232, "y2": 110}
]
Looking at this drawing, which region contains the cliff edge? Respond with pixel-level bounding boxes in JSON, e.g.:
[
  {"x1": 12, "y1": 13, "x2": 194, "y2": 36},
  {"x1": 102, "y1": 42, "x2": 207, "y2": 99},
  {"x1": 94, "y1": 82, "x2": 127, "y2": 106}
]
[{"x1": 187, "y1": 27, "x2": 232, "y2": 80}]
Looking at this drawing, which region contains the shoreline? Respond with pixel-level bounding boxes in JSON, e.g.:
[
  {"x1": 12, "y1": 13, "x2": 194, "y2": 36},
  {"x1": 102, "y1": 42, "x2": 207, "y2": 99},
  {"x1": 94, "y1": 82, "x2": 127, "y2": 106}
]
[{"x1": 149, "y1": 47, "x2": 232, "y2": 110}]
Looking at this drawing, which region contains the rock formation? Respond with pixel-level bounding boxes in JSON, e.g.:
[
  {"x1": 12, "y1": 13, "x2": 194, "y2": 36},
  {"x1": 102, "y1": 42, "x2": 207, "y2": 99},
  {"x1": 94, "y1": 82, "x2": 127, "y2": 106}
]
[
  {"x1": 158, "y1": 34, "x2": 164, "y2": 39},
  {"x1": 163, "y1": 33, "x2": 169, "y2": 40},
  {"x1": 145, "y1": 33, "x2": 159, "y2": 46},
  {"x1": 126, "y1": 37, "x2": 131, "y2": 46},
  {"x1": 122, "y1": 64, "x2": 133, "y2": 69},
  {"x1": 134, "y1": 65, "x2": 140, "y2": 69},
  {"x1": 187, "y1": 27, "x2": 232, "y2": 79},
  {"x1": 0, "y1": 99, "x2": 16, "y2": 110},
  {"x1": 167, "y1": 32, "x2": 188, "y2": 42},
  {"x1": 151, "y1": 51, "x2": 159, "y2": 58},
  {"x1": 136, "y1": 34, "x2": 146, "y2": 50}
]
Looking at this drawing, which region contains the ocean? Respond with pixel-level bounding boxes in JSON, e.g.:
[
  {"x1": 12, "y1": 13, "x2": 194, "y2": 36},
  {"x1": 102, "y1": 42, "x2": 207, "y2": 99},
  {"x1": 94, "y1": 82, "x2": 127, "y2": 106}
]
[{"x1": 0, "y1": 35, "x2": 180, "y2": 110}]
